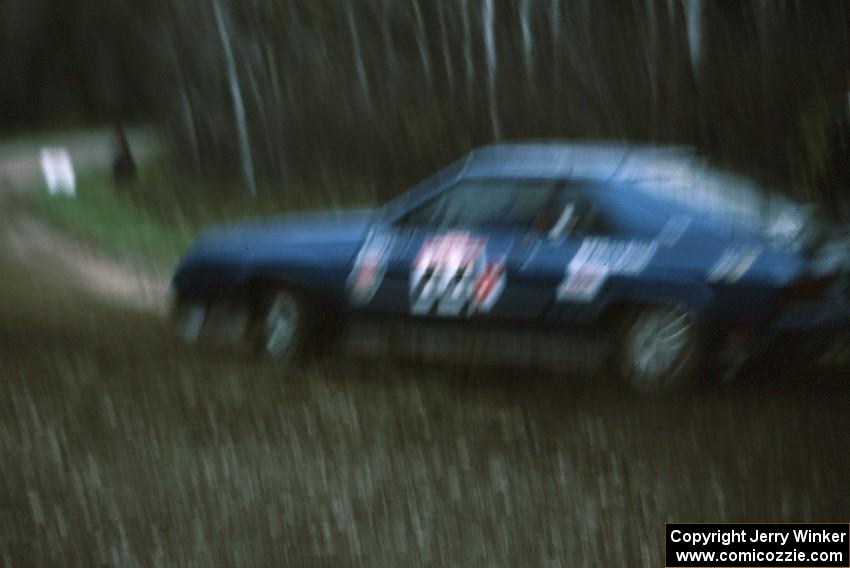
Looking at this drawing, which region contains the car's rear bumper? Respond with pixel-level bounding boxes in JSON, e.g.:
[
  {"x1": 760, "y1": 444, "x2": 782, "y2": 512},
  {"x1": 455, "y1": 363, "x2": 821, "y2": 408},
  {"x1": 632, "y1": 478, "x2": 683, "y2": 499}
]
[{"x1": 770, "y1": 300, "x2": 850, "y2": 332}]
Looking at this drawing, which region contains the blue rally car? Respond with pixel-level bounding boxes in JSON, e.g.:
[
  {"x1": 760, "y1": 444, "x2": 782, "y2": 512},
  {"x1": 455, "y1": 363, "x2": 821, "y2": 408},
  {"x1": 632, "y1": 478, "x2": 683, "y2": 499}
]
[{"x1": 170, "y1": 143, "x2": 850, "y2": 392}]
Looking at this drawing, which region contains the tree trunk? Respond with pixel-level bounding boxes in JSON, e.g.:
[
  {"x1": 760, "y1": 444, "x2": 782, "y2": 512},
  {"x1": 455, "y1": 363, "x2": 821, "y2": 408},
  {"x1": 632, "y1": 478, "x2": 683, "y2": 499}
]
[
  {"x1": 520, "y1": 0, "x2": 534, "y2": 79},
  {"x1": 461, "y1": 0, "x2": 474, "y2": 102},
  {"x1": 346, "y1": 0, "x2": 371, "y2": 107},
  {"x1": 482, "y1": 0, "x2": 501, "y2": 140},
  {"x1": 682, "y1": 0, "x2": 702, "y2": 78},
  {"x1": 682, "y1": 0, "x2": 704, "y2": 146},
  {"x1": 264, "y1": 38, "x2": 286, "y2": 183},
  {"x1": 167, "y1": 35, "x2": 201, "y2": 176},
  {"x1": 437, "y1": 0, "x2": 455, "y2": 93},
  {"x1": 550, "y1": 0, "x2": 561, "y2": 85},
  {"x1": 244, "y1": 38, "x2": 277, "y2": 185},
  {"x1": 643, "y1": 0, "x2": 660, "y2": 141},
  {"x1": 178, "y1": 81, "x2": 201, "y2": 176},
  {"x1": 411, "y1": 0, "x2": 432, "y2": 88},
  {"x1": 380, "y1": 0, "x2": 397, "y2": 85},
  {"x1": 211, "y1": 0, "x2": 256, "y2": 197}
]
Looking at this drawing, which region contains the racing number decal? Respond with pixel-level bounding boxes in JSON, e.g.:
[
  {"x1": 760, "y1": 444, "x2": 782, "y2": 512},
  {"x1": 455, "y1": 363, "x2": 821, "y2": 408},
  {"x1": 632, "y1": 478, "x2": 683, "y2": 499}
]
[{"x1": 410, "y1": 231, "x2": 505, "y2": 317}]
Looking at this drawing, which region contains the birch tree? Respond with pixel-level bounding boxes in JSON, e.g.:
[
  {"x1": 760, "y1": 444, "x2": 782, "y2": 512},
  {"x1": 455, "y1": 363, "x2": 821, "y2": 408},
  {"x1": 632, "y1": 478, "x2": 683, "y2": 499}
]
[
  {"x1": 640, "y1": 0, "x2": 661, "y2": 140},
  {"x1": 346, "y1": 0, "x2": 371, "y2": 106},
  {"x1": 437, "y1": 0, "x2": 455, "y2": 93},
  {"x1": 482, "y1": 0, "x2": 500, "y2": 140},
  {"x1": 11, "y1": 0, "x2": 840, "y2": 206},
  {"x1": 379, "y1": 0, "x2": 397, "y2": 87},
  {"x1": 211, "y1": 0, "x2": 256, "y2": 197},
  {"x1": 682, "y1": 0, "x2": 703, "y2": 78},
  {"x1": 549, "y1": 0, "x2": 561, "y2": 84},
  {"x1": 519, "y1": 0, "x2": 534, "y2": 80},
  {"x1": 263, "y1": 35, "x2": 285, "y2": 181},
  {"x1": 410, "y1": 0, "x2": 432, "y2": 88},
  {"x1": 460, "y1": 0, "x2": 474, "y2": 102}
]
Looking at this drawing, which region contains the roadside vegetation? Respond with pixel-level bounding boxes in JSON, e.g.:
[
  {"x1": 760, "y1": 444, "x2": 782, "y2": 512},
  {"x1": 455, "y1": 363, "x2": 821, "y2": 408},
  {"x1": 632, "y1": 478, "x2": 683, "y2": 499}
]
[
  {"x1": 29, "y1": 169, "x2": 191, "y2": 267},
  {"x1": 4, "y1": 1, "x2": 847, "y2": 209},
  {"x1": 26, "y1": 160, "x2": 381, "y2": 268}
]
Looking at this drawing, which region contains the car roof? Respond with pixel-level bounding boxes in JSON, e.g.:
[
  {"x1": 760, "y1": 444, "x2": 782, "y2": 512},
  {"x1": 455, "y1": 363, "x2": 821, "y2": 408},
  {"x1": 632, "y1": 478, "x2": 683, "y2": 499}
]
[
  {"x1": 460, "y1": 141, "x2": 804, "y2": 235},
  {"x1": 461, "y1": 141, "x2": 696, "y2": 182}
]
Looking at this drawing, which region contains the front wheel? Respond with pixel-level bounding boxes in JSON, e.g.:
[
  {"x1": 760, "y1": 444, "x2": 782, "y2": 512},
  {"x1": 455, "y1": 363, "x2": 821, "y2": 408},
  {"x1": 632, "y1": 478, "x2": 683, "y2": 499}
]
[
  {"x1": 618, "y1": 306, "x2": 701, "y2": 393},
  {"x1": 259, "y1": 289, "x2": 308, "y2": 363}
]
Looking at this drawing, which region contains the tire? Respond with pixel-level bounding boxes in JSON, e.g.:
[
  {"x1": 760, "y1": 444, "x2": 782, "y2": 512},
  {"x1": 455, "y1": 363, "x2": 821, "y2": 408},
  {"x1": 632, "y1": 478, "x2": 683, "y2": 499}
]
[
  {"x1": 618, "y1": 306, "x2": 701, "y2": 393},
  {"x1": 258, "y1": 288, "x2": 309, "y2": 363},
  {"x1": 172, "y1": 300, "x2": 207, "y2": 343}
]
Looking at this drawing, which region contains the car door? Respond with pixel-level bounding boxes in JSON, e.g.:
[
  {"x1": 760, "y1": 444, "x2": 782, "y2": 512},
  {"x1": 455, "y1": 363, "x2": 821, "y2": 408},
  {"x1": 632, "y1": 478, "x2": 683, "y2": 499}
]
[
  {"x1": 365, "y1": 178, "x2": 563, "y2": 320},
  {"x1": 494, "y1": 185, "x2": 607, "y2": 322},
  {"x1": 540, "y1": 186, "x2": 660, "y2": 326}
]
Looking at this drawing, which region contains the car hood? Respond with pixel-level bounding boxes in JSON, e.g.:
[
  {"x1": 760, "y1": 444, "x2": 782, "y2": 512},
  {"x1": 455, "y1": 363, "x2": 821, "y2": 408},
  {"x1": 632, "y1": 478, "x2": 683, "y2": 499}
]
[{"x1": 187, "y1": 208, "x2": 376, "y2": 261}]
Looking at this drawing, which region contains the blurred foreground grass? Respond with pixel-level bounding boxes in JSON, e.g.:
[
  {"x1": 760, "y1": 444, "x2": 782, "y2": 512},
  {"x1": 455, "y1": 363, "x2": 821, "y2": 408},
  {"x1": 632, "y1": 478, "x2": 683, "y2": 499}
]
[{"x1": 1, "y1": 242, "x2": 848, "y2": 564}]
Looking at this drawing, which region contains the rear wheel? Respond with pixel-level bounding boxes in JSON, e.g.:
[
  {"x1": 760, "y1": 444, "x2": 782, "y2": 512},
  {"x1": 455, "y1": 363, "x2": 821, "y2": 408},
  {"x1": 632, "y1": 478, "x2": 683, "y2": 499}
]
[{"x1": 619, "y1": 306, "x2": 700, "y2": 393}]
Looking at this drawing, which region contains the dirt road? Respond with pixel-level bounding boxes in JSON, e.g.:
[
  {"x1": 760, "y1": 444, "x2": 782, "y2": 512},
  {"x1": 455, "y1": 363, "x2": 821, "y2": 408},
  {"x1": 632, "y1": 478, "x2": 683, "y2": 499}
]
[
  {"x1": 0, "y1": 132, "x2": 848, "y2": 566},
  {"x1": 0, "y1": 128, "x2": 169, "y2": 314}
]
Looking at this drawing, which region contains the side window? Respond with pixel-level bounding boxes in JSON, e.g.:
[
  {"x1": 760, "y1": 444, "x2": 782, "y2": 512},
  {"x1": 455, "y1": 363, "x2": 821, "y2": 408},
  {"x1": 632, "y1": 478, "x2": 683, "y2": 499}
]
[{"x1": 399, "y1": 180, "x2": 560, "y2": 231}]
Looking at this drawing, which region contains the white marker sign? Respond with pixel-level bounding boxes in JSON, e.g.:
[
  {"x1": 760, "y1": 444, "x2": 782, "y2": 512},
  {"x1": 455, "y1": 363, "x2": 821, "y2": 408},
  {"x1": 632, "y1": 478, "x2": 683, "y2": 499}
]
[{"x1": 40, "y1": 147, "x2": 76, "y2": 196}]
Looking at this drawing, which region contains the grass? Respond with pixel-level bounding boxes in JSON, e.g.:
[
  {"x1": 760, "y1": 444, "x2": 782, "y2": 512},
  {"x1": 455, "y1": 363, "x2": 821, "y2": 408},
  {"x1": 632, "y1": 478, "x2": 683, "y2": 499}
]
[
  {"x1": 29, "y1": 172, "x2": 193, "y2": 268},
  {"x1": 27, "y1": 164, "x2": 382, "y2": 269}
]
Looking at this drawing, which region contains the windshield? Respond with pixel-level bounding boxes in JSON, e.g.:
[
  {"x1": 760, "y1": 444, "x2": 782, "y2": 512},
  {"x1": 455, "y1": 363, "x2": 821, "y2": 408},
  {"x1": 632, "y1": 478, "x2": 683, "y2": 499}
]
[{"x1": 380, "y1": 158, "x2": 467, "y2": 221}]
